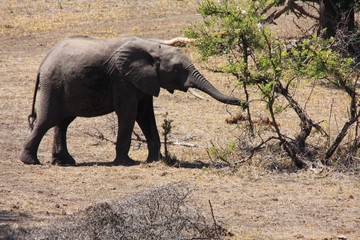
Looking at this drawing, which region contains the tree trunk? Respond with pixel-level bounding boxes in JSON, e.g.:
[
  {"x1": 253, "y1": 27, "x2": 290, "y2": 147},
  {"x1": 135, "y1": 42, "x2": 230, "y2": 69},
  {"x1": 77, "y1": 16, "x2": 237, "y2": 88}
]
[{"x1": 318, "y1": 0, "x2": 356, "y2": 38}]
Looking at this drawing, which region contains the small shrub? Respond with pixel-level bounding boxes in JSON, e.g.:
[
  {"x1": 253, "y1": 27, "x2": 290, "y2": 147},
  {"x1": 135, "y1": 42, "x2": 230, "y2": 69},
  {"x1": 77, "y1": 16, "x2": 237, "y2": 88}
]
[
  {"x1": 17, "y1": 183, "x2": 230, "y2": 240},
  {"x1": 162, "y1": 112, "x2": 177, "y2": 165}
]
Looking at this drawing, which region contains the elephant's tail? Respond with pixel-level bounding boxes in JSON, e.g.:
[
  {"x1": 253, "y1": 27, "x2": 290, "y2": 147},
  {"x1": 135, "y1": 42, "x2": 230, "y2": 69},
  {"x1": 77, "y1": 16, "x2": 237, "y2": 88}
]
[{"x1": 28, "y1": 72, "x2": 40, "y2": 131}]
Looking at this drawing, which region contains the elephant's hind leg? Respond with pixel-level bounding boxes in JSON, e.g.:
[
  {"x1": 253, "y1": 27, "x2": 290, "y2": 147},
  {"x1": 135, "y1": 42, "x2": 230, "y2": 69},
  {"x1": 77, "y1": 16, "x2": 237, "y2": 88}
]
[
  {"x1": 20, "y1": 118, "x2": 55, "y2": 164},
  {"x1": 52, "y1": 116, "x2": 76, "y2": 166}
]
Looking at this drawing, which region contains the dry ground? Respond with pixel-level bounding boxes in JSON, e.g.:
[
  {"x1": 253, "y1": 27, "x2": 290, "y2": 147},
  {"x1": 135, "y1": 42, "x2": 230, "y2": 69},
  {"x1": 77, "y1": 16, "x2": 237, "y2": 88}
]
[{"x1": 1, "y1": 0, "x2": 360, "y2": 239}]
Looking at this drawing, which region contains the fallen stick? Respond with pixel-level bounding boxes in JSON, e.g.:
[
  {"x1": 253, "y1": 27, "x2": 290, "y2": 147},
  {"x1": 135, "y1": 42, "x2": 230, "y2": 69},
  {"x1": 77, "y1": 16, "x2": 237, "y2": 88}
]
[{"x1": 85, "y1": 131, "x2": 197, "y2": 148}]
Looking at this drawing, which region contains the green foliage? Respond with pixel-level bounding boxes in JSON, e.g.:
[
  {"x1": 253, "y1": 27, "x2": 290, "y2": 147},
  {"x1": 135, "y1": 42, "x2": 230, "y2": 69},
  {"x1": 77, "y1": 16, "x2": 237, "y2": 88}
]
[
  {"x1": 289, "y1": 35, "x2": 353, "y2": 82},
  {"x1": 208, "y1": 140, "x2": 237, "y2": 163},
  {"x1": 186, "y1": 0, "x2": 353, "y2": 92},
  {"x1": 186, "y1": 0, "x2": 266, "y2": 60}
]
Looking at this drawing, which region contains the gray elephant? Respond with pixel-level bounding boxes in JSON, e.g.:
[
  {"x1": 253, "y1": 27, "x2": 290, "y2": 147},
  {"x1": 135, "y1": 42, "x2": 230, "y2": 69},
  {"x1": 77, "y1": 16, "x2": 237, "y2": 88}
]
[{"x1": 20, "y1": 36, "x2": 242, "y2": 166}]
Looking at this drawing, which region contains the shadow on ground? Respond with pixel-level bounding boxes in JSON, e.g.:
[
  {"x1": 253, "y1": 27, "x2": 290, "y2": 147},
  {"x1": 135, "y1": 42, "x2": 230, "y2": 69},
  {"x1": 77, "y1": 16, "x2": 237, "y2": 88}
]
[
  {"x1": 0, "y1": 210, "x2": 31, "y2": 240},
  {"x1": 74, "y1": 159, "x2": 229, "y2": 169},
  {"x1": 0, "y1": 210, "x2": 32, "y2": 224}
]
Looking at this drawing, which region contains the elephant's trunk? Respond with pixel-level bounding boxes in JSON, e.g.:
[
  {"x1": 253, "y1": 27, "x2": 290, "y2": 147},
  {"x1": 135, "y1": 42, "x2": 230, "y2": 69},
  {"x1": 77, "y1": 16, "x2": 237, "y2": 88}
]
[{"x1": 186, "y1": 66, "x2": 241, "y2": 106}]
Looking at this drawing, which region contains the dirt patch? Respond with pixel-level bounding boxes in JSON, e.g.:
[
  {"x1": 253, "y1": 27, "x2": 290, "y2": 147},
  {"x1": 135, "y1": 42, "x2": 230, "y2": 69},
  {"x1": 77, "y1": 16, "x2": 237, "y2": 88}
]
[{"x1": 1, "y1": 1, "x2": 360, "y2": 239}]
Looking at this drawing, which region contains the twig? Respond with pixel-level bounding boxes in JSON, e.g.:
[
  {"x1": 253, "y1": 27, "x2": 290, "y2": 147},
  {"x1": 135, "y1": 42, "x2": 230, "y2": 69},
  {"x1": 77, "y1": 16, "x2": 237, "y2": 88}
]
[
  {"x1": 263, "y1": 0, "x2": 319, "y2": 24},
  {"x1": 235, "y1": 136, "x2": 279, "y2": 165},
  {"x1": 328, "y1": 99, "x2": 334, "y2": 146},
  {"x1": 206, "y1": 148, "x2": 214, "y2": 163},
  {"x1": 325, "y1": 110, "x2": 360, "y2": 160},
  {"x1": 208, "y1": 200, "x2": 220, "y2": 240},
  {"x1": 132, "y1": 130, "x2": 144, "y2": 142},
  {"x1": 85, "y1": 130, "x2": 197, "y2": 148},
  {"x1": 170, "y1": 141, "x2": 197, "y2": 147},
  {"x1": 84, "y1": 131, "x2": 116, "y2": 145},
  {"x1": 303, "y1": 80, "x2": 316, "y2": 111},
  {"x1": 209, "y1": 140, "x2": 232, "y2": 167}
]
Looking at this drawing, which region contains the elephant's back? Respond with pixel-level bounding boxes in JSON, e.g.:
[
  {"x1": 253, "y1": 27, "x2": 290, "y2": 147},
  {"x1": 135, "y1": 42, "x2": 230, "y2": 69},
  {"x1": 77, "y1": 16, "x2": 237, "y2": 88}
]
[
  {"x1": 41, "y1": 36, "x2": 110, "y2": 67},
  {"x1": 40, "y1": 36, "x2": 137, "y2": 72}
]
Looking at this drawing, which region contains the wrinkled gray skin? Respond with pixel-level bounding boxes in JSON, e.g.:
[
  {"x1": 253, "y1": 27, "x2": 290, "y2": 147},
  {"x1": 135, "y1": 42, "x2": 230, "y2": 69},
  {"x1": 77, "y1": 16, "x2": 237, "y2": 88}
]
[{"x1": 20, "y1": 36, "x2": 241, "y2": 166}]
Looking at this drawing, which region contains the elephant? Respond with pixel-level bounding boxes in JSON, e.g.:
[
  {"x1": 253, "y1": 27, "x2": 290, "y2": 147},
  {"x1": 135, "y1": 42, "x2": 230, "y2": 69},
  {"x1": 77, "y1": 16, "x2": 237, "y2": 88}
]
[{"x1": 19, "y1": 35, "x2": 242, "y2": 166}]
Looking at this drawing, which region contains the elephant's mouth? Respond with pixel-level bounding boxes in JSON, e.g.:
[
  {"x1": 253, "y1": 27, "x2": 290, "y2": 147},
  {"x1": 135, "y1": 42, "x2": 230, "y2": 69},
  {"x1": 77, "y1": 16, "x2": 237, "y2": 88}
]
[{"x1": 166, "y1": 87, "x2": 188, "y2": 94}]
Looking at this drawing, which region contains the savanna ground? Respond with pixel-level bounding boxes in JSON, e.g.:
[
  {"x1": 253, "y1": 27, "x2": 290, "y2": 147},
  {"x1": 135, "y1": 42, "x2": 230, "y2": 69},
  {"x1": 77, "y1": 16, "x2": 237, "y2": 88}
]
[{"x1": 0, "y1": 0, "x2": 360, "y2": 239}]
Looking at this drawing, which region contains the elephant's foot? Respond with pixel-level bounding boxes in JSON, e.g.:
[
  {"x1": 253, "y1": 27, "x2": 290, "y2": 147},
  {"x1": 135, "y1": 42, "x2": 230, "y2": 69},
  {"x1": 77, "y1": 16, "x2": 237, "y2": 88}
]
[
  {"x1": 112, "y1": 156, "x2": 139, "y2": 166},
  {"x1": 20, "y1": 151, "x2": 41, "y2": 165},
  {"x1": 52, "y1": 152, "x2": 76, "y2": 166},
  {"x1": 146, "y1": 153, "x2": 162, "y2": 163},
  {"x1": 146, "y1": 157, "x2": 161, "y2": 163}
]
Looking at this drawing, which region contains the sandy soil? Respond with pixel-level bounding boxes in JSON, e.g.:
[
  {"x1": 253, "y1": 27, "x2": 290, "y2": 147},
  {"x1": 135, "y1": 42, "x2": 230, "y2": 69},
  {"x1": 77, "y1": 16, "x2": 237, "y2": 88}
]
[{"x1": 1, "y1": 1, "x2": 359, "y2": 239}]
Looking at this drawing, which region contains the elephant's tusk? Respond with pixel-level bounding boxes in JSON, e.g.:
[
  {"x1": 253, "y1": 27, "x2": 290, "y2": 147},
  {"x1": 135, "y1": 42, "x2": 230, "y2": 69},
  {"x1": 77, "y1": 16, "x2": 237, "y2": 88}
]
[
  {"x1": 160, "y1": 37, "x2": 196, "y2": 47},
  {"x1": 188, "y1": 88, "x2": 207, "y2": 100}
]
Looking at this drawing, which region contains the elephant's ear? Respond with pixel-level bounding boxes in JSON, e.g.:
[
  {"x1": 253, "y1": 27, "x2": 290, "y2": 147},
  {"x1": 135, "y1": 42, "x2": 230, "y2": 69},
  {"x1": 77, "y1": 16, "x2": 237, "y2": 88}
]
[{"x1": 110, "y1": 39, "x2": 160, "y2": 97}]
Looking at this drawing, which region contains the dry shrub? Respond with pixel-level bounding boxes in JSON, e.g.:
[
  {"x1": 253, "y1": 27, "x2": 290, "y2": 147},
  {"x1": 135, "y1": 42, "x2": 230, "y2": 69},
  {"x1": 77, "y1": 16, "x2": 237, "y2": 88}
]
[
  {"x1": 0, "y1": 224, "x2": 21, "y2": 240},
  {"x1": 15, "y1": 182, "x2": 229, "y2": 240}
]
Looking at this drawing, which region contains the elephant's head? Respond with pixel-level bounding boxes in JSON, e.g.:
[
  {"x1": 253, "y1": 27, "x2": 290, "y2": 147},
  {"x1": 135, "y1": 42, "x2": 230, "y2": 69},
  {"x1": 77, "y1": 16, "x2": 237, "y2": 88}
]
[{"x1": 109, "y1": 38, "x2": 241, "y2": 105}]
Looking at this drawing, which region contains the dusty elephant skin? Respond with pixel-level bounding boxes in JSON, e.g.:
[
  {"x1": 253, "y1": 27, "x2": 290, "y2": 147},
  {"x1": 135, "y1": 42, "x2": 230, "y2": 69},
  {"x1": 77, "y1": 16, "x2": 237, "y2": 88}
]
[{"x1": 19, "y1": 35, "x2": 242, "y2": 166}]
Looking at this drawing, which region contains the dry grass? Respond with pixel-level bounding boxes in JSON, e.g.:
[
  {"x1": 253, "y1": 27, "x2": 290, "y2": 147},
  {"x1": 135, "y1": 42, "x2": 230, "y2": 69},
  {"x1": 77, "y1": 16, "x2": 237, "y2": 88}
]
[
  {"x1": 0, "y1": 0, "x2": 199, "y2": 38},
  {"x1": 0, "y1": 1, "x2": 360, "y2": 239}
]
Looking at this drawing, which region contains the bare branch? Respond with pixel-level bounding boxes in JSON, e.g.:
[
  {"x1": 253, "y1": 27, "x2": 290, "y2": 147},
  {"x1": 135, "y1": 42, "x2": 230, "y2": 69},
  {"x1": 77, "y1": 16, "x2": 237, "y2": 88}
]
[
  {"x1": 263, "y1": 5, "x2": 291, "y2": 24},
  {"x1": 84, "y1": 130, "x2": 116, "y2": 145},
  {"x1": 325, "y1": 110, "x2": 360, "y2": 160},
  {"x1": 208, "y1": 200, "x2": 221, "y2": 240},
  {"x1": 291, "y1": 1, "x2": 319, "y2": 20},
  {"x1": 132, "y1": 130, "x2": 144, "y2": 142},
  {"x1": 263, "y1": 0, "x2": 319, "y2": 24},
  {"x1": 234, "y1": 136, "x2": 279, "y2": 165},
  {"x1": 85, "y1": 130, "x2": 197, "y2": 148},
  {"x1": 168, "y1": 140, "x2": 198, "y2": 148}
]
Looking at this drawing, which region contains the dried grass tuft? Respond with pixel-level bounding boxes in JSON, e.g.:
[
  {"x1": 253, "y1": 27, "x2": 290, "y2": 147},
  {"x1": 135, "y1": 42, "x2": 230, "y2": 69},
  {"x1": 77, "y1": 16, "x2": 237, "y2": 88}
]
[{"x1": 14, "y1": 182, "x2": 230, "y2": 240}]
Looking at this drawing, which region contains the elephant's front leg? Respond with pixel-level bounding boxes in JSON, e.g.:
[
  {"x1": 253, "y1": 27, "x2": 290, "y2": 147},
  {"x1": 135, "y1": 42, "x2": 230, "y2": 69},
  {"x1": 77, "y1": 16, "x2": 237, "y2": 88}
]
[
  {"x1": 136, "y1": 96, "x2": 161, "y2": 162},
  {"x1": 113, "y1": 96, "x2": 139, "y2": 166},
  {"x1": 52, "y1": 116, "x2": 76, "y2": 165}
]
